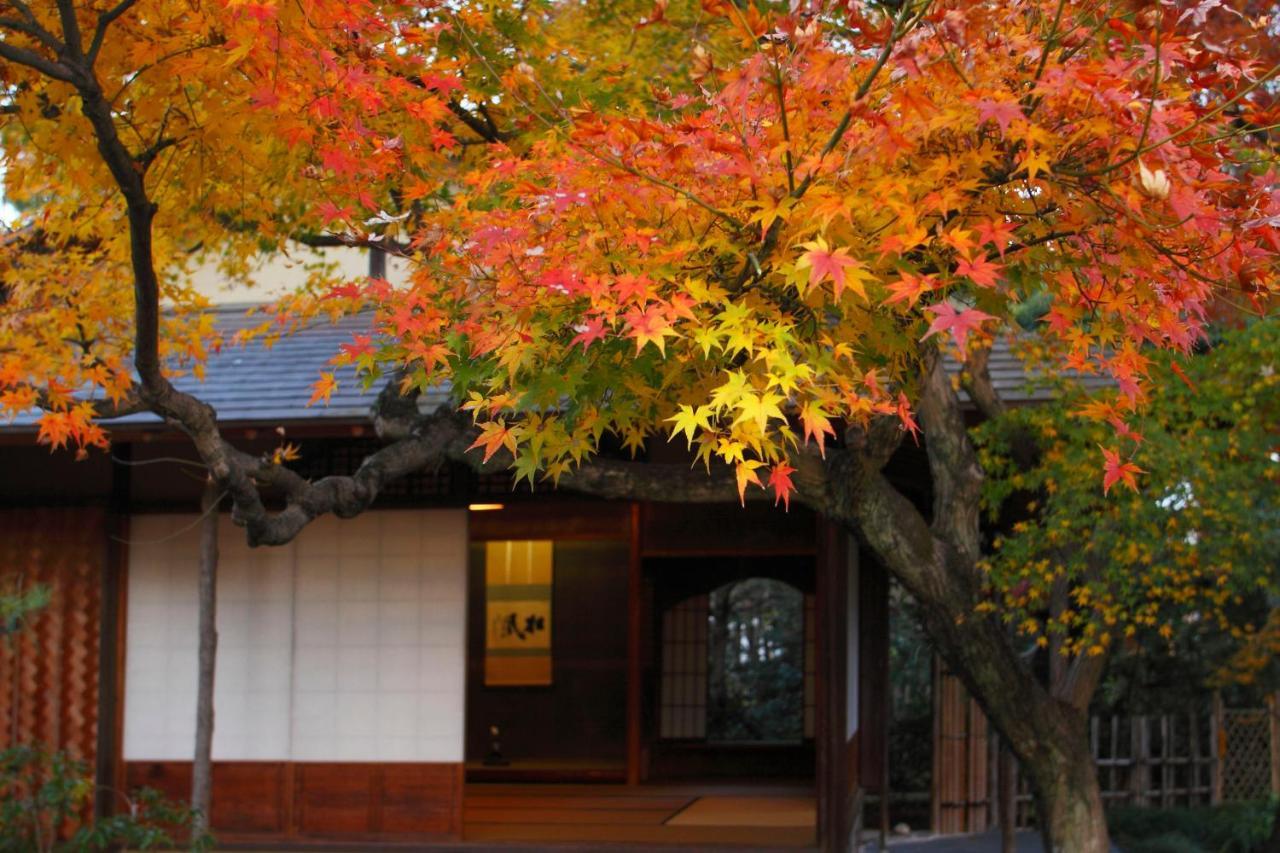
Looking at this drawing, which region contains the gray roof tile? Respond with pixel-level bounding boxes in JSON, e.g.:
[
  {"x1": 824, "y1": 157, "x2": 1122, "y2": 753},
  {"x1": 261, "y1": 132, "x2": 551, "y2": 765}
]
[{"x1": 1, "y1": 305, "x2": 1107, "y2": 433}]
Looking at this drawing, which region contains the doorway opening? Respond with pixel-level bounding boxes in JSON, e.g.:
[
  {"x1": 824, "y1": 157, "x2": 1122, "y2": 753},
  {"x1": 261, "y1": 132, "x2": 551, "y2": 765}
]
[{"x1": 648, "y1": 555, "x2": 815, "y2": 782}]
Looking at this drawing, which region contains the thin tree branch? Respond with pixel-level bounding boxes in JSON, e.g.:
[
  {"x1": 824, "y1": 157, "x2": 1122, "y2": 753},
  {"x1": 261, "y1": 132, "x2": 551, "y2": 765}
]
[
  {"x1": 87, "y1": 0, "x2": 141, "y2": 66},
  {"x1": 960, "y1": 343, "x2": 1008, "y2": 422},
  {"x1": 0, "y1": 40, "x2": 76, "y2": 82}
]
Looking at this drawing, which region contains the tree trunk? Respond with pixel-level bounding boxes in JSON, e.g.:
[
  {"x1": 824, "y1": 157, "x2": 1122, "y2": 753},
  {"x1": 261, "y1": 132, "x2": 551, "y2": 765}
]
[
  {"x1": 191, "y1": 479, "x2": 220, "y2": 843},
  {"x1": 838, "y1": 472, "x2": 1107, "y2": 841},
  {"x1": 1017, "y1": 715, "x2": 1109, "y2": 853},
  {"x1": 922, "y1": 592, "x2": 1110, "y2": 853}
]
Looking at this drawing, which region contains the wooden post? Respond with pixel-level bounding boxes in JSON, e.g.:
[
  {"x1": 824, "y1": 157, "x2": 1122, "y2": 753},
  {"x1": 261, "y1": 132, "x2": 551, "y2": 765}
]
[
  {"x1": 1269, "y1": 691, "x2": 1279, "y2": 799},
  {"x1": 1108, "y1": 716, "x2": 1118, "y2": 801},
  {"x1": 1211, "y1": 692, "x2": 1224, "y2": 805},
  {"x1": 1160, "y1": 714, "x2": 1171, "y2": 809},
  {"x1": 1189, "y1": 709, "x2": 1203, "y2": 806},
  {"x1": 1132, "y1": 716, "x2": 1150, "y2": 808},
  {"x1": 626, "y1": 503, "x2": 643, "y2": 785},
  {"x1": 930, "y1": 657, "x2": 941, "y2": 834}
]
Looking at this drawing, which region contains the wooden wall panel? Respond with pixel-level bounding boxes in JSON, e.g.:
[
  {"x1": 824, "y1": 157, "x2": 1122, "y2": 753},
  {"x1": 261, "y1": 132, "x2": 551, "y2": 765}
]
[
  {"x1": 0, "y1": 508, "x2": 106, "y2": 766},
  {"x1": 126, "y1": 761, "x2": 289, "y2": 834},
  {"x1": 213, "y1": 763, "x2": 288, "y2": 834},
  {"x1": 380, "y1": 763, "x2": 462, "y2": 836},
  {"x1": 469, "y1": 500, "x2": 632, "y2": 541},
  {"x1": 642, "y1": 502, "x2": 817, "y2": 556},
  {"x1": 294, "y1": 764, "x2": 375, "y2": 835},
  {"x1": 125, "y1": 761, "x2": 462, "y2": 840}
]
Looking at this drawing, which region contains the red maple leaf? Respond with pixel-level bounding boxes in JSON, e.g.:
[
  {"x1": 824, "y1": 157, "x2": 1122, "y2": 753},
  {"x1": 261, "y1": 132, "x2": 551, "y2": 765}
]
[
  {"x1": 976, "y1": 218, "x2": 1019, "y2": 256},
  {"x1": 897, "y1": 392, "x2": 920, "y2": 443},
  {"x1": 570, "y1": 316, "x2": 609, "y2": 351},
  {"x1": 1100, "y1": 446, "x2": 1144, "y2": 494},
  {"x1": 920, "y1": 303, "x2": 997, "y2": 350},
  {"x1": 338, "y1": 334, "x2": 376, "y2": 360},
  {"x1": 798, "y1": 238, "x2": 863, "y2": 300},
  {"x1": 767, "y1": 462, "x2": 796, "y2": 510},
  {"x1": 974, "y1": 98, "x2": 1024, "y2": 135}
]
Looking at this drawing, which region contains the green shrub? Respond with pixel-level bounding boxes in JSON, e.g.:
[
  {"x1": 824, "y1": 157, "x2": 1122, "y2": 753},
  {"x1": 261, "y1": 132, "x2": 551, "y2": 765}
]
[
  {"x1": 0, "y1": 744, "x2": 210, "y2": 852},
  {"x1": 1124, "y1": 834, "x2": 1206, "y2": 853},
  {"x1": 1108, "y1": 800, "x2": 1276, "y2": 853}
]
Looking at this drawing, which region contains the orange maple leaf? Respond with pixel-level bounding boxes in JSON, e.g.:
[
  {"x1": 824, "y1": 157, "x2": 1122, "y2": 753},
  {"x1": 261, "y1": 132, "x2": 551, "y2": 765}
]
[
  {"x1": 469, "y1": 421, "x2": 519, "y2": 463},
  {"x1": 308, "y1": 372, "x2": 338, "y2": 406}
]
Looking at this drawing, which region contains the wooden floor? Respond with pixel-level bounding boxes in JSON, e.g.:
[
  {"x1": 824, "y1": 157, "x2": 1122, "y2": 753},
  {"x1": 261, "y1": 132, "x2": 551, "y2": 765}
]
[{"x1": 463, "y1": 782, "x2": 818, "y2": 848}]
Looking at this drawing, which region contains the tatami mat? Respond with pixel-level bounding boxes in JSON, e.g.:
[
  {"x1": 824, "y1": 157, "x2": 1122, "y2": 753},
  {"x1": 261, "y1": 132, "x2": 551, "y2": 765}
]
[{"x1": 665, "y1": 795, "x2": 816, "y2": 828}]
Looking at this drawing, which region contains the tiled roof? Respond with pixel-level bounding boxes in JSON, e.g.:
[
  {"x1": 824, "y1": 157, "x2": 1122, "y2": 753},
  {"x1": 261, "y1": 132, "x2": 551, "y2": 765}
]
[{"x1": 1, "y1": 305, "x2": 1108, "y2": 433}]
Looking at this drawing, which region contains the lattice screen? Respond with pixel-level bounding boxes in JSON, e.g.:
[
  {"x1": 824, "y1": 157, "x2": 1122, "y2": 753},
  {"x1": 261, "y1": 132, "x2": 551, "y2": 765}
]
[
  {"x1": 658, "y1": 594, "x2": 708, "y2": 739},
  {"x1": 1221, "y1": 708, "x2": 1272, "y2": 802}
]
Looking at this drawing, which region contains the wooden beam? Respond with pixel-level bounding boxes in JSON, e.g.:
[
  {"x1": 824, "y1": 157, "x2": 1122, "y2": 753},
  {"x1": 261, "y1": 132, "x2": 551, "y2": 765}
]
[{"x1": 626, "y1": 502, "x2": 643, "y2": 785}]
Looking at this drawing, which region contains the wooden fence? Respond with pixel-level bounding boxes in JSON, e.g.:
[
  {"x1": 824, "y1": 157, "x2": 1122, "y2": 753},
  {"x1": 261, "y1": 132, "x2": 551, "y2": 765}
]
[
  {"x1": 1007, "y1": 709, "x2": 1220, "y2": 827},
  {"x1": 932, "y1": 668, "x2": 1280, "y2": 832}
]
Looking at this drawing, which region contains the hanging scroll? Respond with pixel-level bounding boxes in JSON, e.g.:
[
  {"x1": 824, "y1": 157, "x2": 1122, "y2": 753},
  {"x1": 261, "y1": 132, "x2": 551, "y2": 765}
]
[{"x1": 484, "y1": 540, "x2": 553, "y2": 686}]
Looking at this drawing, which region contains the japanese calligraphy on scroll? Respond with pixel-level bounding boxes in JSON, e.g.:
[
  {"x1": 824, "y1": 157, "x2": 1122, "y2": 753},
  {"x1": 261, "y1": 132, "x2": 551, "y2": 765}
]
[{"x1": 484, "y1": 540, "x2": 553, "y2": 686}]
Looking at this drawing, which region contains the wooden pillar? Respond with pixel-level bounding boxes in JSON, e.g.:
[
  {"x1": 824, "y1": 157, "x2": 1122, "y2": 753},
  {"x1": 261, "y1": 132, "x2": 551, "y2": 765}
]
[
  {"x1": 1270, "y1": 691, "x2": 1280, "y2": 799},
  {"x1": 815, "y1": 518, "x2": 849, "y2": 852},
  {"x1": 1211, "y1": 692, "x2": 1224, "y2": 805},
  {"x1": 96, "y1": 444, "x2": 131, "y2": 819},
  {"x1": 859, "y1": 552, "x2": 890, "y2": 848},
  {"x1": 626, "y1": 502, "x2": 643, "y2": 785}
]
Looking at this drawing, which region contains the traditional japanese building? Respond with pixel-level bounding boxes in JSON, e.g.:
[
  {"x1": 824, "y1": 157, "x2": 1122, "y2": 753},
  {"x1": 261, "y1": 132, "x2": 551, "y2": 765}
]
[{"x1": 0, "y1": 301, "x2": 1075, "y2": 850}]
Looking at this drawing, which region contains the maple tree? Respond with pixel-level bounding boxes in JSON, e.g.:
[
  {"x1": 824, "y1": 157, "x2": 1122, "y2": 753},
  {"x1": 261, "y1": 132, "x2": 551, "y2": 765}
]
[
  {"x1": 1, "y1": 0, "x2": 1278, "y2": 849},
  {"x1": 977, "y1": 319, "x2": 1278, "y2": 690}
]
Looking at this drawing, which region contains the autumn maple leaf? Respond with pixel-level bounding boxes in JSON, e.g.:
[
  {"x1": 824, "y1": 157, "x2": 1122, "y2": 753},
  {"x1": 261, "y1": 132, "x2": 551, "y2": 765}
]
[
  {"x1": 735, "y1": 459, "x2": 765, "y2": 505},
  {"x1": 623, "y1": 303, "x2": 676, "y2": 354},
  {"x1": 920, "y1": 302, "x2": 997, "y2": 350},
  {"x1": 797, "y1": 237, "x2": 868, "y2": 301},
  {"x1": 973, "y1": 98, "x2": 1024, "y2": 135},
  {"x1": 976, "y1": 219, "x2": 1019, "y2": 256},
  {"x1": 799, "y1": 401, "x2": 836, "y2": 457},
  {"x1": 954, "y1": 254, "x2": 1003, "y2": 289},
  {"x1": 469, "y1": 421, "x2": 519, "y2": 463},
  {"x1": 666, "y1": 403, "x2": 714, "y2": 448},
  {"x1": 897, "y1": 392, "x2": 920, "y2": 443},
  {"x1": 767, "y1": 462, "x2": 796, "y2": 510},
  {"x1": 1100, "y1": 446, "x2": 1144, "y2": 494},
  {"x1": 882, "y1": 272, "x2": 935, "y2": 309},
  {"x1": 308, "y1": 372, "x2": 338, "y2": 406},
  {"x1": 570, "y1": 317, "x2": 609, "y2": 351}
]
